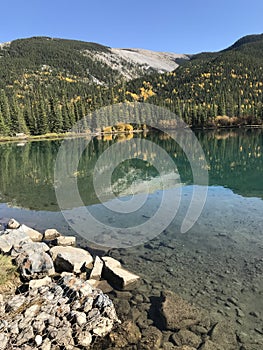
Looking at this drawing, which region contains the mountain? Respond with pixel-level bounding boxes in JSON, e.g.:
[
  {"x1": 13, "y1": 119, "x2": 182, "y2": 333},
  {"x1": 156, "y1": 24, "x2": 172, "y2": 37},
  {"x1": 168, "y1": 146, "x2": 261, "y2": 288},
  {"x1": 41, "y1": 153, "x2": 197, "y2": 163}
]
[
  {"x1": 0, "y1": 37, "x2": 187, "y2": 87},
  {"x1": 122, "y1": 33, "x2": 263, "y2": 128},
  {"x1": 103, "y1": 48, "x2": 188, "y2": 79},
  {"x1": 0, "y1": 34, "x2": 262, "y2": 136},
  {"x1": 223, "y1": 33, "x2": 263, "y2": 53}
]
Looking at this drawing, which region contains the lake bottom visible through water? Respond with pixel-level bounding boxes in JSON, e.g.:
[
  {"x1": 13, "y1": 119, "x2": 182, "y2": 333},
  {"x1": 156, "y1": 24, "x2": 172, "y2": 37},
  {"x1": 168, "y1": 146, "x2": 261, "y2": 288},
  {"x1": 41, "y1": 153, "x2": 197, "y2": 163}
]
[
  {"x1": 109, "y1": 186, "x2": 263, "y2": 349},
  {"x1": 0, "y1": 129, "x2": 263, "y2": 349},
  {"x1": 1, "y1": 185, "x2": 263, "y2": 349}
]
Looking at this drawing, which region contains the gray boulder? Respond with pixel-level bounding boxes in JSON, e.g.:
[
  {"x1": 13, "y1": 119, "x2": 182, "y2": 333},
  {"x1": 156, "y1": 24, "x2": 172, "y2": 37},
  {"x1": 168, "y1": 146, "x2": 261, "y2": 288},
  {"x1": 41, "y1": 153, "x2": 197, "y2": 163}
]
[
  {"x1": 18, "y1": 224, "x2": 43, "y2": 242},
  {"x1": 0, "y1": 230, "x2": 31, "y2": 254},
  {"x1": 50, "y1": 246, "x2": 93, "y2": 273},
  {"x1": 15, "y1": 243, "x2": 55, "y2": 280},
  {"x1": 102, "y1": 256, "x2": 140, "y2": 290},
  {"x1": 11, "y1": 241, "x2": 50, "y2": 258}
]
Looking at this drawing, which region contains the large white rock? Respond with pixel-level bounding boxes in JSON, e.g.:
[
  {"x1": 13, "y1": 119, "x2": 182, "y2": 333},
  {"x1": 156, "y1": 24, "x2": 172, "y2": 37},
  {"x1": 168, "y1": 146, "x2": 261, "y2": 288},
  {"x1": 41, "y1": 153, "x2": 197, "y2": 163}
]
[
  {"x1": 89, "y1": 256, "x2": 103, "y2": 280},
  {"x1": 0, "y1": 237, "x2": 12, "y2": 253},
  {"x1": 29, "y1": 276, "x2": 52, "y2": 289},
  {"x1": 7, "y1": 218, "x2": 20, "y2": 229},
  {"x1": 50, "y1": 246, "x2": 93, "y2": 273},
  {"x1": 56, "y1": 235, "x2": 76, "y2": 247},
  {"x1": 102, "y1": 256, "x2": 140, "y2": 290},
  {"x1": 18, "y1": 224, "x2": 43, "y2": 242},
  {"x1": 0, "y1": 230, "x2": 31, "y2": 254},
  {"x1": 102, "y1": 256, "x2": 121, "y2": 268},
  {"x1": 44, "y1": 228, "x2": 61, "y2": 240}
]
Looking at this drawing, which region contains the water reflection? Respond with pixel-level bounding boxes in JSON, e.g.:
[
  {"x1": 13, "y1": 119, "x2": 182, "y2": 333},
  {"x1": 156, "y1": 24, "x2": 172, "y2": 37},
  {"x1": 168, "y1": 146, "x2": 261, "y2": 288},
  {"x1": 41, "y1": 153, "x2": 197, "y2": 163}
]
[{"x1": 0, "y1": 128, "x2": 262, "y2": 211}]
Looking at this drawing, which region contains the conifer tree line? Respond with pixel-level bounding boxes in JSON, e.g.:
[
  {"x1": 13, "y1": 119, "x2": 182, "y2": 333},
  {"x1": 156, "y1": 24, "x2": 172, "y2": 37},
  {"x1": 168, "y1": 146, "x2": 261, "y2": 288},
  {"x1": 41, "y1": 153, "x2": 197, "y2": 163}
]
[{"x1": 0, "y1": 35, "x2": 263, "y2": 136}]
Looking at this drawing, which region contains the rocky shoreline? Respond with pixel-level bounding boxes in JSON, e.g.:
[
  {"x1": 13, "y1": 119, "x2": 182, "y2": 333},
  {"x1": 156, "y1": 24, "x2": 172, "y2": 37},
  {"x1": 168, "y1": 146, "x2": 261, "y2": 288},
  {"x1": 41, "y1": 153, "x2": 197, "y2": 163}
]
[{"x1": 0, "y1": 219, "x2": 259, "y2": 349}]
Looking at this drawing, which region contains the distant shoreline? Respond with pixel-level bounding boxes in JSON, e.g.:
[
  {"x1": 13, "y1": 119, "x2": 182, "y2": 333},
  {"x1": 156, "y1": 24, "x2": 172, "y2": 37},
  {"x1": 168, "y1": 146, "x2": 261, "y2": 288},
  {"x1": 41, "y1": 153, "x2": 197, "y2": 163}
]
[{"x1": 0, "y1": 124, "x2": 262, "y2": 144}]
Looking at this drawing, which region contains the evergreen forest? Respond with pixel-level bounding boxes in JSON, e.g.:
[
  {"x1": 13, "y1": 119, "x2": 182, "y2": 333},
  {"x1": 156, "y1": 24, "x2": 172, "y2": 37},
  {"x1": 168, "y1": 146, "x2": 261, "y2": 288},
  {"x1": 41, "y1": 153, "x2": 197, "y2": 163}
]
[{"x1": 0, "y1": 34, "x2": 263, "y2": 136}]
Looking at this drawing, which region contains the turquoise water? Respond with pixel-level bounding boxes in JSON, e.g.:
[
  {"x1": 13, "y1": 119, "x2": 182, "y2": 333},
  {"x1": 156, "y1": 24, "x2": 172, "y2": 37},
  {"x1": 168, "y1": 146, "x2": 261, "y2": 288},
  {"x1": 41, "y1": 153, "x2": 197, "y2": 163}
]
[{"x1": 0, "y1": 128, "x2": 262, "y2": 346}]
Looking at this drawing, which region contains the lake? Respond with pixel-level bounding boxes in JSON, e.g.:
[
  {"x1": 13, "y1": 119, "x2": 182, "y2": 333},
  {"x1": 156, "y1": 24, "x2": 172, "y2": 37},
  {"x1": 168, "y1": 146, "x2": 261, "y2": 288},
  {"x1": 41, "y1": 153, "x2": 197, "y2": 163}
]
[{"x1": 0, "y1": 128, "x2": 262, "y2": 347}]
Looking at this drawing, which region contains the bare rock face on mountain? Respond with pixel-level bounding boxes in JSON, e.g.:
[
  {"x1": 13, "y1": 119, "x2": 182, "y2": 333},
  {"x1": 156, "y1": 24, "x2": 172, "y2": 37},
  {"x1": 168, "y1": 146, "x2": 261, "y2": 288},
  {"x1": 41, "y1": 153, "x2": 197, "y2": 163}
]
[{"x1": 96, "y1": 48, "x2": 189, "y2": 80}]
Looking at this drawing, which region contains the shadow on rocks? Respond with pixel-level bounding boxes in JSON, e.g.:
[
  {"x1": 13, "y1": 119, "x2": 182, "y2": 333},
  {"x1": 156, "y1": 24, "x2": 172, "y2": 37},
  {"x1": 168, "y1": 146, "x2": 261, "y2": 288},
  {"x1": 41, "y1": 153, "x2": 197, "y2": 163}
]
[{"x1": 148, "y1": 295, "x2": 166, "y2": 331}]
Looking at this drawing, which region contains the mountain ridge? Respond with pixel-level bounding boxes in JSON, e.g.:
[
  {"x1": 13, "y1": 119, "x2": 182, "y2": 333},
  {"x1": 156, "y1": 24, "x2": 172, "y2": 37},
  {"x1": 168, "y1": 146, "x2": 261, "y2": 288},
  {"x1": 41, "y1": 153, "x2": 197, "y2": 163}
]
[
  {"x1": 0, "y1": 33, "x2": 262, "y2": 136},
  {"x1": 0, "y1": 36, "x2": 188, "y2": 86}
]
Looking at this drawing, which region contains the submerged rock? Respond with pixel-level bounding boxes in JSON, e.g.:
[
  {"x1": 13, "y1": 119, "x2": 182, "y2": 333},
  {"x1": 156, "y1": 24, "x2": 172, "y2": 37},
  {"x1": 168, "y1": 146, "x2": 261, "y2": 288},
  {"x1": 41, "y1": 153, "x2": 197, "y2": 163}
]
[
  {"x1": 175, "y1": 329, "x2": 202, "y2": 348},
  {"x1": 199, "y1": 340, "x2": 224, "y2": 350},
  {"x1": 88, "y1": 279, "x2": 113, "y2": 293},
  {"x1": 109, "y1": 320, "x2": 141, "y2": 347},
  {"x1": 160, "y1": 290, "x2": 205, "y2": 331},
  {"x1": 210, "y1": 321, "x2": 238, "y2": 349}
]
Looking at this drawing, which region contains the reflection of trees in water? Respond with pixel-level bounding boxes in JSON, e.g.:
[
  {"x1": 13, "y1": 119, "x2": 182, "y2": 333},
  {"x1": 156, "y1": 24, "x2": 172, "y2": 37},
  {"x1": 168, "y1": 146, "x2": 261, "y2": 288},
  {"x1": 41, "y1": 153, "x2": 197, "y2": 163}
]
[
  {"x1": 197, "y1": 129, "x2": 263, "y2": 197},
  {"x1": 0, "y1": 141, "x2": 60, "y2": 209},
  {"x1": 0, "y1": 128, "x2": 262, "y2": 211}
]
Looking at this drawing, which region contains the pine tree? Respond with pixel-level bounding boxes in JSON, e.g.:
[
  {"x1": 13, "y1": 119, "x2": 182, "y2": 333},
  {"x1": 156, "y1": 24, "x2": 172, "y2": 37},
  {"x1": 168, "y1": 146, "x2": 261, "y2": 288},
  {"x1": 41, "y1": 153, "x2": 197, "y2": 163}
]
[
  {"x1": 0, "y1": 109, "x2": 8, "y2": 135},
  {"x1": 9, "y1": 97, "x2": 29, "y2": 134},
  {"x1": 48, "y1": 97, "x2": 63, "y2": 133},
  {"x1": 36, "y1": 99, "x2": 49, "y2": 135},
  {"x1": 0, "y1": 90, "x2": 11, "y2": 134}
]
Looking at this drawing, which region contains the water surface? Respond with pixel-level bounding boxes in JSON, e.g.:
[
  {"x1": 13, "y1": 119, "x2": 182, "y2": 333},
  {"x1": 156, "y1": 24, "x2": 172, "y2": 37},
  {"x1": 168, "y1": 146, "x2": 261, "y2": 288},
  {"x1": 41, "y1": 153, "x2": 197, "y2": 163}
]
[{"x1": 0, "y1": 129, "x2": 262, "y2": 347}]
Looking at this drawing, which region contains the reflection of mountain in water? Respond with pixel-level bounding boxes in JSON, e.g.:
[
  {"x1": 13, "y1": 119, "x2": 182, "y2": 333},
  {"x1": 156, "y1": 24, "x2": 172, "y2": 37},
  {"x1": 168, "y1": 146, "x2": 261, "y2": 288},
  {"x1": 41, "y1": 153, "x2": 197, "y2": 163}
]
[
  {"x1": 0, "y1": 128, "x2": 262, "y2": 211},
  {"x1": 112, "y1": 171, "x2": 181, "y2": 197}
]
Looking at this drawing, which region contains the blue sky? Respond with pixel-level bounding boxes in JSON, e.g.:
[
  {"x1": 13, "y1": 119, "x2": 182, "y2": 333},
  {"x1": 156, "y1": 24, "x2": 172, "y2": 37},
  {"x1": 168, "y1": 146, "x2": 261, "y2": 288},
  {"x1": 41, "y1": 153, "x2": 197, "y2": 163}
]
[{"x1": 1, "y1": 0, "x2": 262, "y2": 54}]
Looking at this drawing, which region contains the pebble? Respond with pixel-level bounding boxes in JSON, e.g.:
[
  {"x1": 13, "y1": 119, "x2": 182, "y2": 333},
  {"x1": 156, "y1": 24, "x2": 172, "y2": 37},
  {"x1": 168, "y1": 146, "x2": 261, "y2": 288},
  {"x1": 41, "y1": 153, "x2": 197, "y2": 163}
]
[
  {"x1": 254, "y1": 328, "x2": 263, "y2": 335},
  {"x1": 236, "y1": 308, "x2": 245, "y2": 318},
  {"x1": 227, "y1": 297, "x2": 239, "y2": 306},
  {"x1": 133, "y1": 294, "x2": 144, "y2": 304},
  {"x1": 35, "y1": 334, "x2": 43, "y2": 346}
]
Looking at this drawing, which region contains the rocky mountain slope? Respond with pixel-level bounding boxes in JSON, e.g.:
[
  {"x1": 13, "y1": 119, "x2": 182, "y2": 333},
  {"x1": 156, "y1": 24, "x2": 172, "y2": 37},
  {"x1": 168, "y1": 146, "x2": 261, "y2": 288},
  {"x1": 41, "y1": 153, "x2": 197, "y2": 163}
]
[
  {"x1": 0, "y1": 37, "x2": 187, "y2": 87},
  {"x1": 0, "y1": 34, "x2": 262, "y2": 136},
  {"x1": 91, "y1": 47, "x2": 188, "y2": 80}
]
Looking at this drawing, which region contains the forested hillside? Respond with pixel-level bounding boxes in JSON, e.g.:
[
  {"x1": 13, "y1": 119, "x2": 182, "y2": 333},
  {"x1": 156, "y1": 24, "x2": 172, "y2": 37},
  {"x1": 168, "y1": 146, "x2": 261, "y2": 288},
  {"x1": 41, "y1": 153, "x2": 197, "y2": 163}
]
[
  {"x1": 0, "y1": 34, "x2": 262, "y2": 136},
  {"x1": 122, "y1": 34, "x2": 263, "y2": 128}
]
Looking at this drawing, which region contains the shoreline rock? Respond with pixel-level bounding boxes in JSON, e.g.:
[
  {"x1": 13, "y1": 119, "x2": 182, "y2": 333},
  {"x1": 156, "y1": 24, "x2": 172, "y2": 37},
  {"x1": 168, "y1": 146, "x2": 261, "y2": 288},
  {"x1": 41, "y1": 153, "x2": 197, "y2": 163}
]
[
  {"x1": 0, "y1": 218, "x2": 142, "y2": 349},
  {"x1": 0, "y1": 218, "x2": 246, "y2": 349},
  {"x1": 102, "y1": 256, "x2": 141, "y2": 290},
  {"x1": 50, "y1": 245, "x2": 93, "y2": 273},
  {"x1": 0, "y1": 274, "x2": 120, "y2": 349}
]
